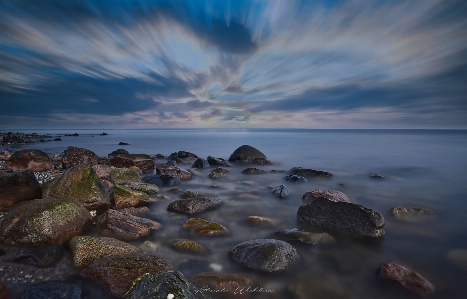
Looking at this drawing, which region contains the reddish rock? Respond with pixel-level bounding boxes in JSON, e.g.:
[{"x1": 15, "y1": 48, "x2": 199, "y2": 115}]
[
  {"x1": 0, "y1": 170, "x2": 42, "y2": 212},
  {"x1": 302, "y1": 189, "x2": 350, "y2": 204},
  {"x1": 61, "y1": 146, "x2": 98, "y2": 169},
  {"x1": 81, "y1": 253, "x2": 173, "y2": 298},
  {"x1": 379, "y1": 263, "x2": 435, "y2": 296},
  {"x1": 167, "y1": 197, "x2": 222, "y2": 215},
  {"x1": 5, "y1": 149, "x2": 53, "y2": 172},
  {"x1": 118, "y1": 206, "x2": 150, "y2": 216},
  {"x1": 156, "y1": 166, "x2": 192, "y2": 181},
  {"x1": 109, "y1": 154, "x2": 154, "y2": 170},
  {"x1": 191, "y1": 272, "x2": 255, "y2": 299},
  {"x1": 92, "y1": 164, "x2": 113, "y2": 179}
]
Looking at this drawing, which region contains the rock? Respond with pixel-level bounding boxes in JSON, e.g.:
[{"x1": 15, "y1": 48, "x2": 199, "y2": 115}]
[
  {"x1": 143, "y1": 175, "x2": 181, "y2": 187},
  {"x1": 302, "y1": 189, "x2": 350, "y2": 204},
  {"x1": 117, "y1": 206, "x2": 150, "y2": 217},
  {"x1": 109, "y1": 154, "x2": 154, "y2": 170},
  {"x1": 170, "y1": 239, "x2": 208, "y2": 254},
  {"x1": 192, "y1": 158, "x2": 210, "y2": 169},
  {"x1": 129, "y1": 165, "x2": 143, "y2": 175},
  {"x1": 61, "y1": 146, "x2": 98, "y2": 169},
  {"x1": 95, "y1": 209, "x2": 162, "y2": 240},
  {"x1": 168, "y1": 151, "x2": 199, "y2": 161},
  {"x1": 81, "y1": 253, "x2": 173, "y2": 298},
  {"x1": 0, "y1": 247, "x2": 5, "y2": 256},
  {"x1": 389, "y1": 207, "x2": 435, "y2": 219},
  {"x1": 245, "y1": 216, "x2": 274, "y2": 226},
  {"x1": 0, "y1": 282, "x2": 12, "y2": 299},
  {"x1": 70, "y1": 236, "x2": 140, "y2": 267},
  {"x1": 156, "y1": 166, "x2": 192, "y2": 181},
  {"x1": 284, "y1": 175, "x2": 307, "y2": 183},
  {"x1": 155, "y1": 154, "x2": 165, "y2": 159},
  {"x1": 42, "y1": 165, "x2": 110, "y2": 212},
  {"x1": 297, "y1": 198, "x2": 385, "y2": 238},
  {"x1": 188, "y1": 168, "x2": 202, "y2": 176},
  {"x1": 287, "y1": 167, "x2": 332, "y2": 178},
  {"x1": 228, "y1": 145, "x2": 267, "y2": 163},
  {"x1": 207, "y1": 156, "x2": 231, "y2": 167},
  {"x1": 110, "y1": 168, "x2": 140, "y2": 185},
  {"x1": 121, "y1": 182, "x2": 159, "y2": 194},
  {"x1": 8, "y1": 245, "x2": 64, "y2": 268},
  {"x1": 92, "y1": 164, "x2": 113, "y2": 179},
  {"x1": 272, "y1": 184, "x2": 290, "y2": 198},
  {"x1": 54, "y1": 138, "x2": 61, "y2": 141},
  {"x1": 273, "y1": 228, "x2": 335, "y2": 245},
  {"x1": 100, "y1": 179, "x2": 113, "y2": 190},
  {"x1": 241, "y1": 168, "x2": 266, "y2": 175},
  {"x1": 100, "y1": 132, "x2": 108, "y2": 136},
  {"x1": 181, "y1": 190, "x2": 204, "y2": 199},
  {"x1": 0, "y1": 198, "x2": 93, "y2": 247},
  {"x1": 108, "y1": 149, "x2": 129, "y2": 158},
  {"x1": 191, "y1": 272, "x2": 255, "y2": 299},
  {"x1": 0, "y1": 170, "x2": 42, "y2": 212},
  {"x1": 370, "y1": 174, "x2": 385, "y2": 179},
  {"x1": 230, "y1": 239, "x2": 299, "y2": 272},
  {"x1": 97, "y1": 157, "x2": 111, "y2": 165},
  {"x1": 167, "y1": 187, "x2": 183, "y2": 194},
  {"x1": 5, "y1": 149, "x2": 53, "y2": 172},
  {"x1": 125, "y1": 271, "x2": 207, "y2": 299},
  {"x1": 208, "y1": 167, "x2": 230, "y2": 179},
  {"x1": 378, "y1": 263, "x2": 435, "y2": 296},
  {"x1": 118, "y1": 142, "x2": 129, "y2": 145},
  {"x1": 20, "y1": 281, "x2": 87, "y2": 299},
  {"x1": 168, "y1": 198, "x2": 222, "y2": 215},
  {"x1": 114, "y1": 185, "x2": 151, "y2": 209},
  {"x1": 182, "y1": 218, "x2": 230, "y2": 236},
  {"x1": 251, "y1": 157, "x2": 273, "y2": 165},
  {"x1": 0, "y1": 150, "x2": 12, "y2": 161}
]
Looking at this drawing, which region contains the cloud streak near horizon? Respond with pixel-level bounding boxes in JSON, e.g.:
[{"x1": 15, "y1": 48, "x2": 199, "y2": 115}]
[{"x1": 0, "y1": 0, "x2": 466, "y2": 128}]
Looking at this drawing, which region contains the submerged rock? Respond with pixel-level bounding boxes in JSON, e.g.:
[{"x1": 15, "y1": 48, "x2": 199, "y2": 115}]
[
  {"x1": 389, "y1": 207, "x2": 435, "y2": 219},
  {"x1": 167, "y1": 197, "x2": 222, "y2": 215},
  {"x1": 113, "y1": 185, "x2": 151, "y2": 209},
  {"x1": 61, "y1": 146, "x2": 98, "y2": 169},
  {"x1": 284, "y1": 175, "x2": 307, "y2": 183},
  {"x1": 272, "y1": 184, "x2": 290, "y2": 198},
  {"x1": 157, "y1": 166, "x2": 192, "y2": 181},
  {"x1": 21, "y1": 281, "x2": 87, "y2": 299},
  {"x1": 207, "y1": 156, "x2": 231, "y2": 167},
  {"x1": 192, "y1": 158, "x2": 210, "y2": 169},
  {"x1": 5, "y1": 149, "x2": 53, "y2": 172},
  {"x1": 231, "y1": 239, "x2": 299, "y2": 272},
  {"x1": 191, "y1": 272, "x2": 255, "y2": 299},
  {"x1": 182, "y1": 218, "x2": 230, "y2": 236},
  {"x1": 378, "y1": 263, "x2": 435, "y2": 296},
  {"x1": 170, "y1": 239, "x2": 208, "y2": 254},
  {"x1": 287, "y1": 167, "x2": 332, "y2": 178},
  {"x1": 273, "y1": 228, "x2": 335, "y2": 245},
  {"x1": 110, "y1": 168, "x2": 141, "y2": 184},
  {"x1": 241, "y1": 167, "x2": 266, "y2": 175},
  {"x1": 143, "y1": 175, "x2": 181, "y2": 187},
  {"x1": 8, "y1": 245, "x2": 64, "y2": 268},
  {"x1": 0, "y1": 170, "x2": 42, "y2": 212},
  {"x1": 228, "y1": 145, "x2": 267, "y2": 163},
  {"x1": 208, "y1": 167, "x2": 230, "y2": 179},
  {"x1": 297, "y1": 197, "x2": 385, "y2": 238},
  {"x1": 302, "y1": 189, "x2": 351, "y2": 204}
]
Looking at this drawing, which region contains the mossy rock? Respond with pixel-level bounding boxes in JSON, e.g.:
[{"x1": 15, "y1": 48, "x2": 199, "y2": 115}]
[
  {"x1": 182, "y1": 218, "x2": 229, "y2": 236},
  {"x1": 170, "y1": 239, "x2": 208, "y2": 254},
  {"x1": 114, "y1": 185, "x2": 151, "y2": 209},
  {"x1": 110, "y1": 168, "x2": 141, "y2": 184}
]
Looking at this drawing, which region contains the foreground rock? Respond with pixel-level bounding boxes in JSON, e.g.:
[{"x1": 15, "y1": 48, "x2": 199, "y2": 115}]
[
  {"x1": 5, "y1": 149, "x2": 53, "y2": 172},
  {"x1": 8, "y1": 245, "x2": 63, "y2": 268},
  {"x1": 378, "y1": 263, "x2": 435, "y2": 296},
  {"x1": 113, "y1": 185, "x2": 151, "y2": 209},
  {"x1": 168, "y1": 197, "x2": 222, "y2": 215},
  {"x1": 272, "y1": 184, "x2": 290, "y2": 198},
  {"x1": 81, "y1": 253, "x2": 173, "y2": 298},
  {"x1": 389, "y1": 207, "x2": 435, "y2": 219},
  {"x1": 42, "y1": 164, "x2": 110, "y2": 212},
  {"x1": 287, "y1": 167, "x2": 332, "y2": 178},
  {"x1": 273, "y1": 228, "x2": 335, "y2": 245},
  {"x1": 170, "y1": 239, "x2": 208, "y2": 254},
  {"x1": 61, "y1": 146, "x2": 98, "y2": 169},
  {"x1": 208, "y1": 167, "x2": 230, "y2": 179},
  {"x1": 21, "y1": 281, "x2": 87, "y2": 299},
  {"x1": 207, "y1": 156, "x2": 231, "y2": 167},
  {"x1": 157, "y1": 166, "x2": 192, "y2": 180},
  {"x1": 297, "y1": 198, "x2": 385, "y2": 238},
  {"x1": 110, "y1": 168, "x2": 141, "y2": 184},
  {"x1": 228, "y1": 145, "x2": 267, "y2": 163},
  {"x1": 109, "y1": 154, "x2": 154, "y2": 170},
  {"x1": 70, "y1": 236, "x2": 140, "y2": 267},
  {"x1": 191, "y1": 272, "x2": 255, "y2": 299},
  {"x1": 183, "y1": 218, "x2": 230, "y2": 236},
  {"x1": 231, "y1": 239, "x2": 299, "y2": 272},
  {"x1": 0, "y1": 170, "x2": 42, "y2": 212},
  {"x1": 0, "y1": 199, "x2": 92, "y2": 247},
  {"x1": 125, "y1": 271, "x2": 208, "y2": 299},
  {"x1": 142, "y1": 175, "x2": 181, "y2": 187},
  {"x1": 95, "y1": 209, "x2": 162, "y2": 240},
  {"x1": 302, "y1": 189, "x2": 350, "y2": 204}
]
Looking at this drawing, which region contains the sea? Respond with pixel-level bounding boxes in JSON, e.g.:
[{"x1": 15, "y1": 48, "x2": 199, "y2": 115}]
[{"x1": 2, "y1": 128, "x2": 467, "y2": 298}]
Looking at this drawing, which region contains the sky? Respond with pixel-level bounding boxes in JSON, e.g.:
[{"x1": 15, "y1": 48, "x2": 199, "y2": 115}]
[{"x1": 0, "y1": 0, "x2": 466, "y2": 129}]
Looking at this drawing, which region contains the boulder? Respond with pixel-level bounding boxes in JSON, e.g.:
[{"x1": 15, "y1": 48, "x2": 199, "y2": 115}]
[
  {"x1": 8, "y1": 245, "x2": 63, "y2": 268},
  {"x1": 5, "y1": 149, "x2": 53, "y2": 172},
  {"x1": 143, "y1": 175, "x2": 181, "y2": 187},
  {"x1": 284, "y1": 175, "x2": 307, "y2": 183},
  {"x1": 168, "y1": 151, "x2": 198, "y2": 161},
  {"x1": 42, "y1": 165, "x2": 110, "y2": 212},
  {"x1": 81, "y1": 253, "x2": 173, "y2": 298},
  {"x1": 272, "y1": 184, "x2": 290, "y2": 198},
  {"x1": 302, "y1": 189, "x2": 350, "y2": 204},
  {"x1": 231, "y1": 239, "x2": 299, "y2": 272},
  {"x1": 191, "y1": 272, "x2": 255, "y2": 299},
  {"x1": 183, "y1": 218, "x2": 230, "y2": 236},
  {"x1": 167, "y1": 198, "x2": 222, "y2": 215},
  {"x1": 378, "y1": 263, "x2": 435, "y2": 296},
  {"x1": 207, "y1": 156, "x2": 231, "y2": 167},
  {"x1": 110, "y1": 168, "x2": 141, "y2": 184},
  {"x1": 241, "y1": 168, "x2": 266, "y2": 175},
  {"x1": 192, "y1": 158, "x2": 210, "y2": 169},
  {"x1": 297, "y1": 197, "x2": 385, "y2": 238},
  {"x1": 389, "y1": 207, "x2": 435, "y2": 218},
  {"x1": 113, "y1": 185, "x2": 151, "y2": 209},
  {"x1": 287, "y1": 167, "x2": 332, "y2": 178},
  {"x1": 208, "y1": 167, "x2": 230, "y2": 179},
  {"x1": 228, "y1": 145, "x2": 267, "y2": 163},
  {"x1": 95, "y1": 209, "x2": 162, "y2": 240},
  {"x1": 121, "y1": 182, "x2": 159, "y2": 194},
  {"x1": 70, "y1": 236, "x2": 140, "y2": 267},
  {"x1": 273, "y1": 228, "x2": 335, "y2": 245},
  {"x1": 156, "y1": 166, "x2": 192, "y2": 181},
  {"x1": 170, "y1": 239, "x2": 208, "y2": 254},
  {"x1": 0, "y1": 199, "x2": 93, "y2": 247},
  {"x1": 20, "y1": 281, "x2": 87, "y2": 299},
  {"x1": 109, "y1": 154, "x2": 154, "y2": 170},
  {"x1": 0, "y1": 170, "x2": 42, "y2": 212},
  {"x1": 61, "y1": 146, "x2": 98, "y2": 169},
  {"x1": 92, "y1": 164, "x2": 113, "y2": 179}
]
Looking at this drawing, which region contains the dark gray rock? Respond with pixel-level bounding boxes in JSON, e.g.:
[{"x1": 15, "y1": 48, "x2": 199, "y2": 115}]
[
  {"x1": 0, "y1": 170, "x2": 42, "y2": 212},
  {"x1": 8, "y1": 245, "x2": 64, "y2": 268},
  {"x1": 108, "y1": 149, "x2": 129, "y2": 158},
  {"x1": 302, "y1": 189, "x2": 350, "y2": 204},
  {"x1": 191, "y1": 158, "x2": 210, "y2": 169},
  {"x1": 143, "y1": 175, "x2": 181, "y2": 187},
  {"x1": 228, "y1": 145, "x2": 267, "y2": 163},
  {"x1": 241, "y1": 167, "x2": 266, "y2": 175},
  {"x1": 207, "y1": 156, "x2": 231, "y2": 167},
  {"x1": 273, "y1": 228, "x2": 335, "y2": 245},
  {"x1": 21, "y1": 281, "x2": 88, "y2": 299},
  {"x1": 287, "y1": 167, "x2": 332, "y2": 178},
  {"x1": 168, "y1": 151, "x2": 198, "y2": 161},
  {"x1": 208, "y1": 167, "x2": 230, "y2": 179},
  {"x1": 272, "y1": 184, "x2": 290, "y2": 198},
  {"x1": 284, "y1": 175, "x2": 307, "y2": 183},
  {"x1": 167, "y1": 197, "x2": 222, "y2": 215}
]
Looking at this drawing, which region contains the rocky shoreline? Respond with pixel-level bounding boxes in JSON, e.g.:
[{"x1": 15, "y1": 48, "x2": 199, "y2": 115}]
[{"x1": 0, "y1": 132, "x2": 438, "y2": 298}]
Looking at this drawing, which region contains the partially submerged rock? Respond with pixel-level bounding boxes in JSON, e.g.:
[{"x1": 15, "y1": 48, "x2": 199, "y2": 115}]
[
  {"x1": 170, "y1": 239, "x2": 208, "y2": 254},
  {"x1": 191, "y1": 158, "x2": 210, "y2": 169},
  {"x1": 284, "y1": 175, "x2": 307, "y2": 183},
  {"x1": 191, "y1": 272, "x2": 255, "y2": 299},
  {"x1": 273, "y1": 228, "x2": 335, "y2": 245},
  {"x1": 207, "y1": 156, "x2": 231, "y2": 167},
  {"x1": 272, "y1": 184, "x2": 290, "y2": 198},
  {"x1": 378, "y1": 263, "x2": 435, "y2": 296},
  {"x1": 182, "y1": 218, "x2": 230, "y2": 236},
  {"x1": 110, "y1": 168, "x2": 141, "y2": 184},
  {"x1": 287, "y1": 167, "x2": 332, "y2": 178},
  {"x1": 0, "y1": 170, "x2": 42, "y2": 212},
  {"x1": 142, "y1": 175, "x2": 181, "y2": 187},
  {"x1": 208, "y1": 167, "x2": 230, "y2": 179},
  {"x1": 245, "y1": 216, "x2": 275, "y2": 226},
  {"x1": 167, "y1": 197, "x2": 222, "y2": 215},
  {"x1": 241, "y1": 167, "x2": 266, "y2": 175},
  {"x1": 108, "y1": 149, "x2": 129, "y2": 158},
  {"x1": 228, "y1": 145, "x2": 267, "y2": 163},
  {"x1": 168, "y1": 151, "x2": 199, "y2": 161},
  {"x1": 302, "y1": 189, "x2": 351, "y2": 204},
  {"x1": 389, "y1": 207, "x2": 435, "y2": 219},
  {"x1": 5, "y1": 149, "x2": 53, "y2": 172},
  {"x1": 113, "y1": 185, "x2": 151, "y2": 209},
  {"x1": 156, "y1": 166, "x2": 192, "y2": 181},
  {"x1": 61, "y1": 146, "x2": 98, "y2": 169},
  {"x1": 109, "y1": 154, "x2": 154, "y2": 170}
]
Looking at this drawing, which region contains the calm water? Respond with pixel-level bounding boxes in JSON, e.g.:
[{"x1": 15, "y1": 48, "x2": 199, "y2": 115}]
[{"x1": 3, "y1": 129, "x2": 467, "y2": 298}]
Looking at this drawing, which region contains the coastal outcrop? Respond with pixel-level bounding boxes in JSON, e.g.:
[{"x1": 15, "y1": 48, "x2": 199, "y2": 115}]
[
  {"x1": 0, "y1": 170, "x2": 42, "y2": 212},
  {"x1": 4, "y1": 149, "x2": 53, "y2": 172}
]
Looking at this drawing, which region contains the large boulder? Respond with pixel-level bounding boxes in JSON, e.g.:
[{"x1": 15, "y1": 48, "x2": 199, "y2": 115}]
[
  {"x1": 156, "y1": 166, "x2": 192, "y2": 181},
  {"x1": 378, "y1": 263, "x2": 435, "y2": 296},
  {"x1": 113, "y1": 185, "x2": 151, "y2": 209},
  {"x1": 182, "y1": 218, "x2": 230, "y2": 236},
  {"x1": 302, "y1": 189, "x2": 350, "y2": 204},
  {"x1": 61, "y1": 146, "x2": 98, "y2": 169},
  {"x1": 167, "y1": 197, "x2": 222, "y2": 215},
  {"x1": 287, "y1": 167, "x2": 332, "y2": 178},
  {"x1": 4, "y1": 149, "x2": 53, "y2": 172},
  {"x1": 42, "y1": 165, "x2": 110, "y2": 212},
  {"x1": 81, "y1": 253, "x2": 173, "y2": 298},
  {"x1": 109, "y1": 154, "x2": 154, "y2": 170},
  {"x1": 110, "y1": 168, "x2": 141, "y2": 184},
  {"x1": 0, "y1": 170, "x2": 42, "y2": 212},
  {"x1": 230, "y1": 239, "x2": 299, "y2": 272},
  {"x1": 0, "y1": 199, "x2": 93, "y2": 247},
  {"x1": 20, "y1": 281, "x2": 87, "y2": 299},
  {"x1": 228, "y1": 145, "x2": 267, "y2": 163},
  {"x1": 297, "y1": 198, "x2": 385, "y2": 238}
]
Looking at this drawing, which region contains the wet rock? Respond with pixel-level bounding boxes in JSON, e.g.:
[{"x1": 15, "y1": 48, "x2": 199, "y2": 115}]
[
  {"x1": 0, "y1": 170, "x2": 42, "y2": 212},
  {"x1": 42, "y1": 165, "x2": 110, "y2": 212},
  {"x1": 273, "y1": 228, "x2": 335, "y2": 245},
  {"x1": 168, "y1": 151, "x2": 199, "y2": 161},
  {"x1": 155, "y1": 154, "x2": 165, "y2": 159},
  {"x1": 61, "y1": 146, "x2": 98, "y2": 169},
  {"x1": 0, "y1": 198, "x2": 93, "y2": 247},
  {"x1": 297, "y1": 198, "x2": 385, "y2": 238},
  {"x1": 143, "y1": 175, "x2": 181, "y2": 187},
  {"x1": 0, "y1": 150, "x2": 12, "y2": 161},
  {"x1": 272, "y1": 184, "x2": 290, "y2": 198},
  {"x1": 245, "y1": 216, "x2": 274, "y2": 226},
  {"x1": 109, "y1": 154, "x2": 154, "y2": 170},
  {"x1": 21, "y1": 281, "x2": 87, "y2": 299},
  {"x1": 181, "y1": 190, "x2": 204, "y2": 199},
  {"x1": 378, "y1": 263, "x2": 435, "y2": 296},
  {"x1": 110, "y1": 168, "x2": 141, "y2": 184},
  {"x1": 302, "y1": 189, "x2": 351, "y2": 204},
  {"x1": 70, "y1": 236, "x2": 140, "y2": 268},
  {"x1": 157, "y1": 166, "x2": 192, "y2": 181},
  {"x1": 192, "y1": 158, "x2": 210, "y2": 169},
  {"x1": 287, "y1": 167, "x2": 332, "y2": 178},
  {"x1": 118, "y1": 142, "x2": 129, "y2": 145},
  {"x1": 228, "y1": 145, "x2": 267, "y2": 163},
  {"x1": 81, "y1": 253, "x2": 173, "y2": 298},
  {"x1": 5, "y1": 149, "x2": 53, "y2": 172},
  {"x1": 117, "y1": 206, "x2": 150, "y2": 217},
  {"x1": 231, "y1": 239, "x2": 299, "y2": 272},
  {"x1": 191, "y1": 272, "x2": 255, "y2": 299},
  {"x1": 8, "y1": 245, "x2": 64, "y2": 268},
  {"x1": 208, "y1": 167, "x2": 230, "y2": 179},
  {"x1": 121, "y1": 182, "x2": 159, "y2": 194},
  {"x1": 207, "y1": 156, "x2": 231, "y2": 167},
  {"x1": 168, "y1": 198, "x2": 222, "y2": 215},
  {"x1": 125, "y1": 271, "x2": 207, "y2": 299},
  {"x1": 251, "y1": 157, "x2": 273, "y2": 165},
  {"x1": 108, "y1": 149, "x2": 129, "y2": 158},
  {"x1": 241, "y1": 168, "x2": 266, "y2": 175},
  {"x1": 95, "y1": 209, "x2": 162, "y2": 240},
  {"x1": 389, "y1": 207, "x2": 435, "y2": 218},
  {"x1": 0, "y1": 282, "x2": 12, "y2": 299},
  {"x1": 170, "y1": 239, "x2": 208, "y2": 254},
  {"x1": 92, "y1": 164, "x2": 113, "y2": 179},
  {"x1": 114, "y1": 185, "x2": 151, "y2": 209},
  {"x1": 284, "y1": 175, "x2": 307, "y2": 183},
  {"x1": 183, "y1": 218, "x2": 230, "y2": 236}
]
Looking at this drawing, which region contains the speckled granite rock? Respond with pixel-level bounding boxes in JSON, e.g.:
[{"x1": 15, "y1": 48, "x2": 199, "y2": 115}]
[
  {"x1": 156, "y1": 166, "x2": 192, "y2": 181},
  {"x1": 61, "y1": 146, "x2": 98, "y2": 169},
  {"x1": 169, "y1": 239, "x2": 208, "y2": 254},
  {"x1": 121, "y1": 182, "x2": 158, "y2": 194}
]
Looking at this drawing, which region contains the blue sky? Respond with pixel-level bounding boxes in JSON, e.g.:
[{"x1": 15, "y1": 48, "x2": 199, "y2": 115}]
[{"x1": 0, "y1": 0, "x2": 466, "y2": 128}]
